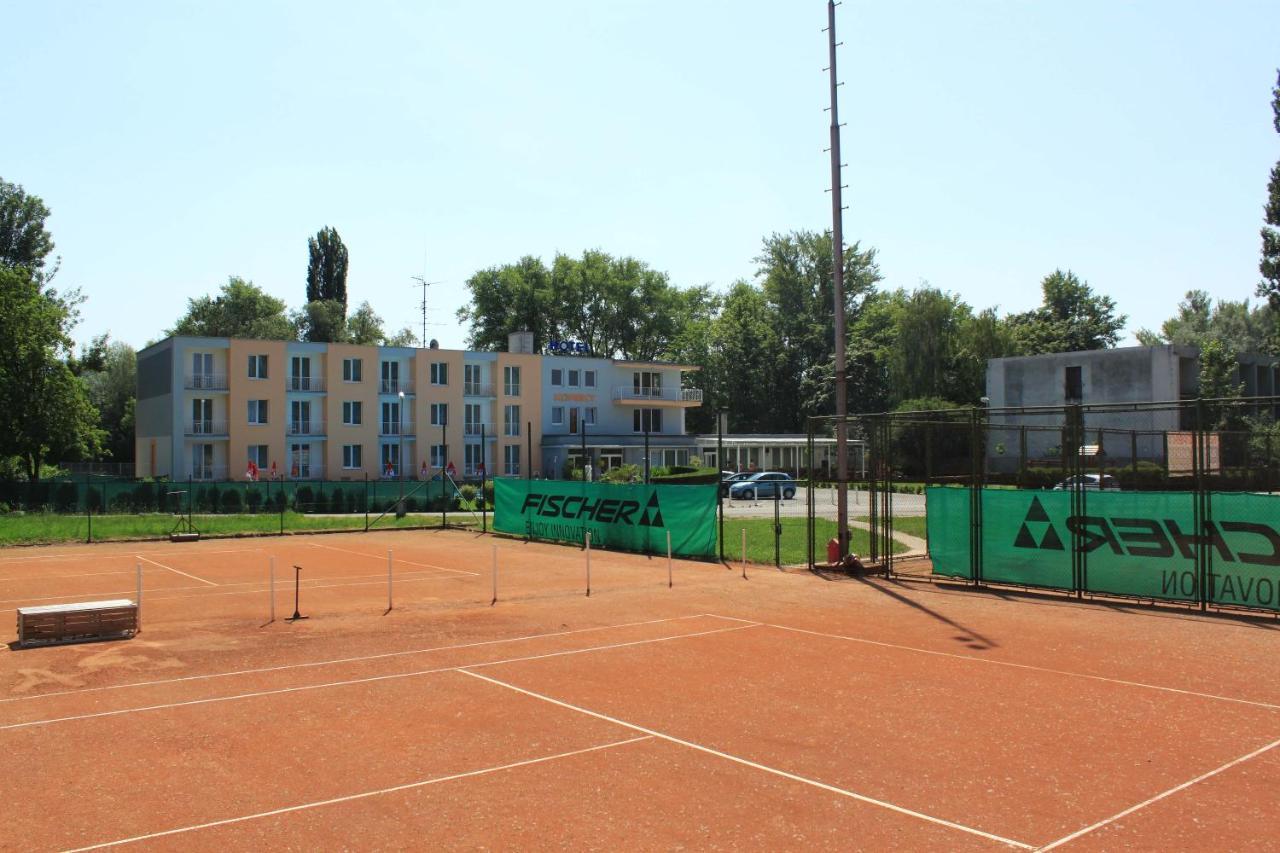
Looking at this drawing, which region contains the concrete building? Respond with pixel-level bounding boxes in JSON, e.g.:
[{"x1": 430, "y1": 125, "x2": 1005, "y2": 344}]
[{"x1": 135, "y1": 332, "x2": 702, "y2": 482}]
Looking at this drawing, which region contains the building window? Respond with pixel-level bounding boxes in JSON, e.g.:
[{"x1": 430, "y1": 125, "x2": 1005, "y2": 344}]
[
  {"x1": 551, "y1": 368, "x2": 563, "y2": 386},
  {"x1": 247, "y1": 400, "x2": 268, "y2": 425},
  {"x1": 343, "y1": 358, "x2": 362, "y2": 382},
  {"x1": 551, "y1": 406, "x2": 563, "y2": 426},
  {"x1": 430, "y1": 403, "x2": 448, "y2": 427},
  {"x1": 248, "y1": 445, "x2": 269, "y2": 469},
  {"x1": 343, "y1": 444, "x2": 363, "y2": 469},
  {"x1": 504, "y1": 444, "x2": 521, "y2": 476},
  {"x1": 633, "y1": 408, "x2": 662, "y2": 433},
  {"x1": 633, "y1": 371, "x2": 662, "y2": 397},
  {"x1": 1065, "y1": 366, "x2": 1083, "y2": 401},
  {"x1": 568, "y1": 369, "x2": 579, "y2": 387},
  {"x1": 584, "y1": 370, "x2": 596, "y2": 388},
  {"x1": 430, "y1": 444, "x2": 446, "y2": 468},
  {"x1": 504, "y1": 405, "x2": 521, "y2": 437},
  {"x1": 381, "y1": 443, "x2": 401, "y2": 476},
  {"x1": 430, "y1": 362, "x2": 448, "y2": 385},
  {"x1": 248, "y1": 354, "x2": 268, "y2": 379},
  {"x1": 464, "y1": 444, "x2": 483, "y2": 476},
  {"x1": 584, "y1": 406, "x2": 597, "y2": 426},
  {"x1": 381, "y1": 401, "x2": 402, "y2": 434},
  {"x1": 380, "y1": 360, "x2": 400, "y2": 394},
  {"x1": 464, "y1": 364, "x2": 482, "y2": 395},
  {"x1": 342, "y1": 401, "x2": 362, "y2": 426},
  {"x1": 503, "y1": 365, "x2": 521, "y2": 396},
  {"x1": 290, "y1": 356, "x2": 312, "y2": 392}
]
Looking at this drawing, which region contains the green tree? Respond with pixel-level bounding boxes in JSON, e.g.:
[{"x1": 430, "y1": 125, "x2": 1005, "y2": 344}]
[
  {"x1": 1198, "y1": 339, "x2": 1245, "y2": 429},
  {"x1": 708, "y1": 282, "x2": 785, "y2": 432},
  {"x1": 955, "y1": 307, "x2": 1019, "y2": 402},
  {"x1": 346, "y1": 301, "x2": 385, "y2": 345},
  {"x1": 171, "y1": 277, "x2": 296, "y2": 339},
  {"x1": 0, "y1": 177, "x2": 56, "y2": 274},
  {"x1": 1256, "y1": 71, "x2": 1280, "y2": 349},
  {"x1": 294, "y1": 299, "x2": 346, "y2": 343},
  {"x1": 1009, "y1": 269, "x2": 1126, "y2": 354},
  {"x1": 80, "y1": 339, "x2": 137, "y2": 463},
  {"x1": 0, "y1": 267, "x2": 102, "y2": 480},
  {"x1": 886, "y1": 287, "x2": 971, "y2": 404},
  {"x1": 457, "y1": 256, "x2": 554, "y2": 351},
  {"x1": 306, "y1": 226, "x2": 349, "y2": 309},
  {"x1": 1136, "y1": 290, "x2": 1271, "y2": 353}
]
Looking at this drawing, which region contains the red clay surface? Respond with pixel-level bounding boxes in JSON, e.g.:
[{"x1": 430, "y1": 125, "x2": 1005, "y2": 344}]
[{"x1": 0, "y1": 529, "x2": 1277, "y2": 851}]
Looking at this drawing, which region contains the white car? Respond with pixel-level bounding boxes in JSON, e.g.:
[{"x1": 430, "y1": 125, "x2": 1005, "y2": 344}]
[{"x1": 1052, "y1": 474, "x2": 1120, "y2": 491}]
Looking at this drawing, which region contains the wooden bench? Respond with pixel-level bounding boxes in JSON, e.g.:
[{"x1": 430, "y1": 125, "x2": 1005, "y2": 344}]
[{"x1": 16, "y1": 599, "x2": 138, "y2": 648}]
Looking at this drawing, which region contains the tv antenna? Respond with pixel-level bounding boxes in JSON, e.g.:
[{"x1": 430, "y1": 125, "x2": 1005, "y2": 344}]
[{"x1": 410, "y1": 275, "x2": 446, "y2": 347}]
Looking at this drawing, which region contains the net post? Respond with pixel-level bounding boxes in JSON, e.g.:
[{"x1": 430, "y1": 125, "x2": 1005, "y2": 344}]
[
  {"x1": 667, "y1": 530, "x2": 673, "y2": 588},
  {"x1": 135, "y1": 560, "x2": 143, "y2": 633},
  {"x1": 741, "y1": 528, "x2": 747, "y2": 579},
  {"x1": 491, "y1": 544, "x2": 498, "y2": 605},
  {"x1": 585, "y1": 530, "x2": 592, "y2": 597},
  {"x1": 387, "y1": 549, "x2": 393, "y2": 611},
  {"x1": 269, "y1": 556, "x2": 276, "y2": 622}
]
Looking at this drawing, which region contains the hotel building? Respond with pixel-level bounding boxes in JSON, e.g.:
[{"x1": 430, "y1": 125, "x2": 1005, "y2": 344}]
[{"x1": 135, "y1": 332, "x2": 703, "y2": 482}]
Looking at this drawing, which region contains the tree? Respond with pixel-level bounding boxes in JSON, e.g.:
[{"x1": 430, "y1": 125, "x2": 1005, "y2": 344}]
[
  {"x1": 80, "y1": 340, "x2": 137, "y2": 463},
  {"x1": 0, "y1": 177, "x2": 56, "y2": 274},
  {"x1": 346, "y1": 301, "x2": 385, "y2": 346},
  {"x1": 306, "y1": 226, "x2": 349, "y2": 309},
  {"x1": 886, "y1": 287, "x2": 969, "y2": 404},
  {"x1": 294, "y1": 299, "x2": 346, "y2": 343},
  {"x1": 1256, "y1": 71, "x2": 1280, "y2": 349},
  {"x1": 457, "y1": 256, "x2": 554, "y2": 351},
  {"x1": 0, "y1": 267, "x2": 102, "y2": 480},
  {"x1": 1198, "y1": 339, "x2": 1245, "y2": 429},
  {"x1": 1137, "y1": 290, "x2": 1271, "y2": 353},
  {"x1": 170, "y1": 277, "x2": 296, "y2": 339},
  {"x1": 708, "y1": 282, "x2": 786, "y2": 432},
  {"x1": 1009, "y1": 270, "x2": 1126, "y2": 354}
]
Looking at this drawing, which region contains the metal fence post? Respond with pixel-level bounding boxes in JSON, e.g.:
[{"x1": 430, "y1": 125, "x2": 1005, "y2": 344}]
[
  {"x1": 718, "y1": 413, "x2": 725, "y2": 563},
  {"x1": 441, "y1": 419, "x2": 448, "y2": 529},
  {"x1": 481, "y1": 424, "x2": 487, "y2": 533}
]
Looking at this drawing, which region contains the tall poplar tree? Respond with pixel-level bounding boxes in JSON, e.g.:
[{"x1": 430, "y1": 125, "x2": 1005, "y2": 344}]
[{"x1": 1256, "y1": 70, "x2": 1280, "y2": 349}]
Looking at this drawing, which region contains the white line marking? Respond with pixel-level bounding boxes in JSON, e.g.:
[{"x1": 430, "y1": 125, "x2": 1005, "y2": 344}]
[
  {"x1": 0, "y1": 623, "x2": 754, "y2": 730},
  {"x1": 0, "y1": 548, "x2": 261, "y2": 565},
  {"x1": 308, "y1": 541, "x2": 479, "y2": 576},
  {"x1": 459, "y1": 670, "x2": 1033, "y2": 850},
  {"x1": 1037, "y1": 736, "x2": 1280, "y2": 851},
  {"x1": 137, "y1": 555, "x2": 218, "y2": 587},
  {"x1": 0, "y1": 614, "x2": 709, "y2": 705},
  {"x1": 61, "y1": 735, "x2": 653, "y2": 852},
  {"x1": 705, "y1": 615, "x2": 1280, "y2": 713}
]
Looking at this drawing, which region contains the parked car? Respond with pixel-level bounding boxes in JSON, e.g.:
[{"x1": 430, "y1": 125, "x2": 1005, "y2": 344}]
[
  {"x1": 720, "y1": 471, "x2": 755, "y2": 496},
  {"x1": 1051, "y1": 474, "x2": 1120, "y2": 491},
  {"x1": 728, "y1": 471, "x2": 797, "y2": 501}
]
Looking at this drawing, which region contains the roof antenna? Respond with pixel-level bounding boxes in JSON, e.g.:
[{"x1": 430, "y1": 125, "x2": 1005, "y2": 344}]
[{"x1": 410, "y1": 273, "x2": 445, "y2": 347}]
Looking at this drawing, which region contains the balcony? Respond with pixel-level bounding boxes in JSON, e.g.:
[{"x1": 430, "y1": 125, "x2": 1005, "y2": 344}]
[
  {"x1": 463, "y1": 422, "x2": 494, "y2": 437},
  {"x1": 380, "y1": 421, "x2": 417, "y2": 436},
  {"x1": 288, "y1": 464, "x2": 323, "y2": 480},
  {"x1": 464, "y1": 383, "x2": 494, "y2": 397},
  {"x1": 379, "y1": 380, "x2": 415, "y2": 395},
  {"x1": 611, "y1": 386, "x2": 703, "y2": 407},
  {"x1": 184, "y1": 374, "x2": 228, "y2": 391},
  {"x1": 287, "y1": 420, "x2": 326, "y2": 436},
  {"x1": 288, "y1": 376, "x2": 326, "y2": 392},
  {"x1": 185, "y1": 420, "x2": 228, "y2": 436},
  {"x1": 190, "y1": 465, "x2": 229, "y2": 481}
]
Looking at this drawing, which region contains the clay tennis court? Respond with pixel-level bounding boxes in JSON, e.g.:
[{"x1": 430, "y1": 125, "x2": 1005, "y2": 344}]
[{"x1": 0, "y1": 529, "x2": 1277, "y2": 850}]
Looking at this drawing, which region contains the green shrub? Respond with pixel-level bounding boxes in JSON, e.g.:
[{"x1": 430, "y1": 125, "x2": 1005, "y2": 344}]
[
  {"x1": 602, "y1": 463, "x2": 641, "y2": 484},
  {"x1": 86, "y1": 487, "x2": 104, "y2": 512},
  {"x1": 196, "y1": 485, "x2": 220, "y2": 512},
  {"x1": 132, "y1": 483, "x2": 157, "y2": 511},
  {"x1": 55, "y1": 482, "x2": 78, "y2": 512},
  {"x1": 108, "y1": 492, "x2": 134, "y2": 513},
  {"x1": 221, "y1": 489, "x2": 243, "y2": 513},
  {"x1": 246, "y1": 488, "x2": 264, "y2": 513},
  {"x1": 331, "y1": 488, "x2": 347, "y2": 514},
  {"x1": 458, "y1": 483, "x2": 478, "y2": 503},
  {"x1": 294, "y1": 486, "x2": 314, "y2": 512}
]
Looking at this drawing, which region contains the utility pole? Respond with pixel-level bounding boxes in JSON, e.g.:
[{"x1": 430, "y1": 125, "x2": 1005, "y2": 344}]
[{"x1": 826, "y1": 0, "x2": 850, "y2": 557}]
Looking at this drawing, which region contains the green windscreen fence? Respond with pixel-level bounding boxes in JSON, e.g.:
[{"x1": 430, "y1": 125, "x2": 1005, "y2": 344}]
[
  {"x1": 494, "y1": 480, "x2": 718, "y2": 558},
  {"x1": 925, "y1": 487, "x2": 1280, "y2": 612}
]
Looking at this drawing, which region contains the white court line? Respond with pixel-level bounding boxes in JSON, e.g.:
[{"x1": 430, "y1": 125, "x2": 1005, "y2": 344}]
[
  {"x1": 308, "y1": 541, "x2": 479, "y2": 576},
  {"x1": 0, "y1": 547, "x2": 261, "y2": 565},
  {"x1": 1037, "y1": 736, "x2": 1280, "y2": 851},
  {"x1": 0, "y1": 614, "x2": 710, "y2": 705},
  {"x1": 705, "y1": 615, "x2": 1280, "y2": 713},
  {"x1": 137, "y1": 555, "x2": 218, "y2": 587},
  {"x1": 0, "y1": 623, "x2": 755, "y2": 731},
  {"x1": 459, "y1": 670, "x2": 1033, "y2": 850},
  {"x1": 61, "y1": 735, "x2": 652, "y2": 852}
]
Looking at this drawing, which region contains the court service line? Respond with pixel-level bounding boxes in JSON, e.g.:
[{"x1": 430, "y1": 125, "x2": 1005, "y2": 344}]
[
  {"x1": 61, "y1": 735, "x2": 653, "y2": 852},
  {"x1": 1036, "y1": 736, "x2": 1280, "y2": 851},
  {"x1": 0, "y1": 623, "x2": 757, "y2": 730},
  {"x1": 706, "y1": 615, "x2": 1280, "y2": 713},
  {"x1": 137, "y1": 555, "x2": 218, "y2": 587},
  {"x1": 0, "y1": 614, "x2": 712, "y2": 705},
  {"x1": 458, "y1": 670, "x2": 1033, "y2": 850},
  {"x1": 307, "y1": 541, "x2": 479, "y2": 576}
]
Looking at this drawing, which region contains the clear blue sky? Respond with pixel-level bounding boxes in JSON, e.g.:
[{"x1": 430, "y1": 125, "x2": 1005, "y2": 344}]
[{"x1": 4, "y1": 0, "x2": 1278, "y2": 352}]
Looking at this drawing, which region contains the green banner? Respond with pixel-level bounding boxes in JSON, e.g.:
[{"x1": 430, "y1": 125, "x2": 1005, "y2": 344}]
[
  {"x1": 926, "y1": 487, "x2": 1280, "y2": 611},
  {"x1": 494, "y1": 479, "x2": 718, "y2": 558}
]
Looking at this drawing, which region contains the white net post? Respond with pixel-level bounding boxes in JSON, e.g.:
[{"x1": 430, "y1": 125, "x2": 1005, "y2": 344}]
[
  {"x1": 491, "y1": 544, "x2": 498, "y2": 605},
  {"x1": 269, "y1": 556, "x2": 276, "y2": 622},
  {"x1": 387, "y1": 550, "x2": 393, "y2": 611},
  {"x1": 135, "y1": 560, "x2": 143, "y2": 633},
  {"x1": 741, "y1": 528, "x2": 747, "y2": 579},
  {"x1": 667, "y1": 530, "x2": 673, "y2": 588}
]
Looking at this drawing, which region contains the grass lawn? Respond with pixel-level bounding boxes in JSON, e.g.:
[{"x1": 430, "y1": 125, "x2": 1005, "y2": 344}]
[
  {"x1": 856, "y1": 515, "x2": 927, "y2": 541},
  {"x1": 726, "y1": 516, "x2": 907, "y2": 566},
  {"x1": 0, "y1": 511, "x2": 473, "y2": 546}
]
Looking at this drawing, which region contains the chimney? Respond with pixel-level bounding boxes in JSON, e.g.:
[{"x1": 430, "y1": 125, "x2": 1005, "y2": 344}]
[{"x1": 508, "y1": 331, "x2": 534, "y2": 354}]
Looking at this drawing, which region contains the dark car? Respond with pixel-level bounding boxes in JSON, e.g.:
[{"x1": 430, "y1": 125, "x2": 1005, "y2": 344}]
[
  {"x1": 720, "y1": 471, "x2": 755, "y2": 496},
  {"x1": 728, "y1": 471, "x2": 797, "y2": 501}
]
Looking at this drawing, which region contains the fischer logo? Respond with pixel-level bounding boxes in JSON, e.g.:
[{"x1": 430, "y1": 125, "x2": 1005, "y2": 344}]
[
  {"x1": 1012, "y1": 497, "x2": 1280, "y2": 567},
  {"x1": 520, "y1": 491, "x2": 665, "y2": 527}
]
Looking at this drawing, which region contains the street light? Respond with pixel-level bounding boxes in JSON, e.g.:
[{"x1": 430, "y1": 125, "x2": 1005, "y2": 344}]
[{"x1": 398, "y1": 390, "x2": 406, "y2": 500}]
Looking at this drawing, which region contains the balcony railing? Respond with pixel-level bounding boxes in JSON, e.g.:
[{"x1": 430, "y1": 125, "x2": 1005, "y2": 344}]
[
  {"x1": 184, "y1": 374, "x2": 228, "y2": 391},
  {"x1": 379, "y1": 379, "x2": 415, "y2": 395},
  {"x1": 380, "y1": 421, "x2": 417, "y2": 436},
  {"x1": 288, "y1": 464, "x2": 323, "y2": 480},
  {"x1": 185, "y1": 420, "x2": 228, "y2": 435},
  {"x1": 463, "y1": 422, "x2": 494, "y2": 437},
  {"x1": 464, "y1": 383, "x2": 494, "y2": 396},
  {"x1": 190, "y1": 465, "x2": 229, "y2": 481},
  {"x1": 287, "y1": 420, "x2": 326, "y2": 436},
  {"x1": 288, "y1": 376, "x2": 326, "y2": 392},
  {"x1": 502, "y1": 422, "x2": 521, "y2": 437},
  {"x1": 612, "y1": 386, "x2": 703, "y2": 403}
]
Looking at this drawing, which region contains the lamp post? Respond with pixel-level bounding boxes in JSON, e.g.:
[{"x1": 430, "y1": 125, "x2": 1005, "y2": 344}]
[{"x1": 398, "y1": 390, "x2": 406, "y2": 501}]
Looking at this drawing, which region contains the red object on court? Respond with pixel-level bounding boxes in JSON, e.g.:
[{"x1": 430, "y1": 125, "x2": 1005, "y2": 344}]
[{"x1": 826, "y1": 537, "x2": 842, "y2": 565}]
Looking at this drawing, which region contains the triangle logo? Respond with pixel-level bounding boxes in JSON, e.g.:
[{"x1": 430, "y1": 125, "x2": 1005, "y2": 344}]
[
  {"x1": 1025, "y1": 497, "x2": 1050, "y2": 523},
  {"x1": 1014, "y1": 523, "x2": 1039, "y2": 549},
  {"x1": 1039, "y1": 525, "x2": 1065, "y2": 550},
  {"x1": 638, "y1": 493, "x2": 663, "y2": 528}
]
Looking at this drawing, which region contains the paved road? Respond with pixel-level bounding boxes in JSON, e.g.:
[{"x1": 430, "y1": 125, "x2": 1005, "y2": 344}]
[{"x1": 721, "y1": 488, "x2": 925, "y2": 519}]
